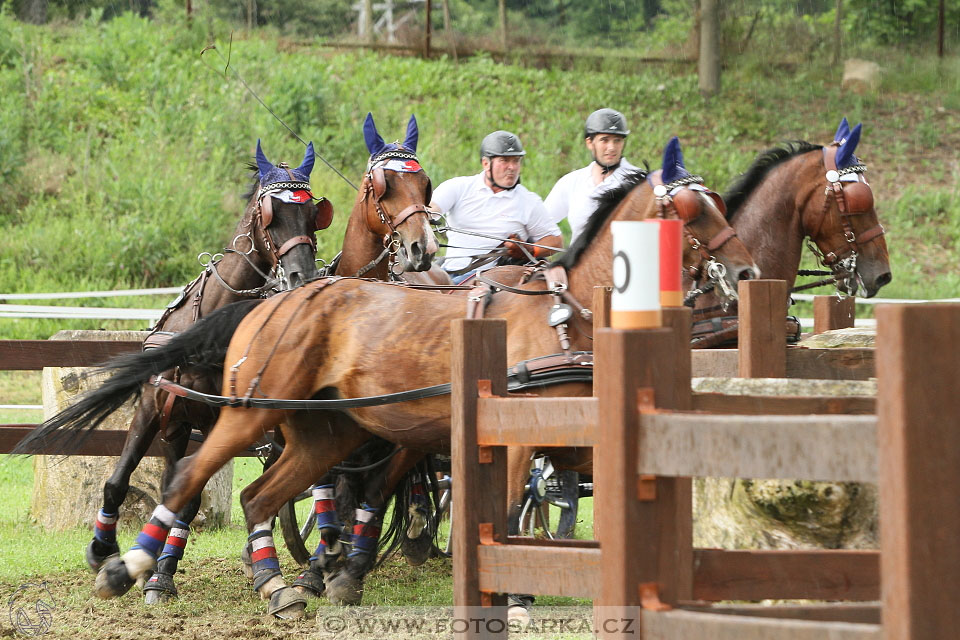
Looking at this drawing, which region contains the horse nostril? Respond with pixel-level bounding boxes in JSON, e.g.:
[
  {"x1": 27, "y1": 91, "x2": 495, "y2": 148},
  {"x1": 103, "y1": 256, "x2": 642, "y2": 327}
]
[
  {"x1": 875, "y1": 272, "x2": 892, "y2": 288},
  {"x1": 737, "y1": 268, "x2": 755, "y2": 281}
]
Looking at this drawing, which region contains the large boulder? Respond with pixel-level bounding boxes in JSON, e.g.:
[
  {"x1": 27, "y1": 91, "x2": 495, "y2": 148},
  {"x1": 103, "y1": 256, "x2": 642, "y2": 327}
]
[
  {"x1": 842, "y1": 59, "x2": 881, "y2": 94},
  {"x1": 32, "y1": 330, "x2": 232, "y2": 531},
  {"x1": 799, "y1": 326, "x2": 876, "y2": 349},
  {"x1": 692, "y1": 375, "x2": 877, "y2": 550}
]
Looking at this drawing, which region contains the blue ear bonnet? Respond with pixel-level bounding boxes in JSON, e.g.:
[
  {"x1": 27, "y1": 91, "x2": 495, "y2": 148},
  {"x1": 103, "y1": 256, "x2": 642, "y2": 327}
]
[
  {"x1": 660, "y1": 136, "x2": 692, "y2": 184},
  {"x1": 256, "y1": 140, "x2": 315, "y2": 187},
  {"x1": 363, "y1": 112, "x2": 420, "y2": 161},
  {"x1": 834, "y1": 121, "x2": 862, "y2": 169}
]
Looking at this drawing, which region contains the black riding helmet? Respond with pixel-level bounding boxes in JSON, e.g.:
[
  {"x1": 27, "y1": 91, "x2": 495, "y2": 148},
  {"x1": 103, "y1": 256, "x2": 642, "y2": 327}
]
[
  {"x1": 480, "y1": 130, "x2": 525, "y2": 191},
  {"x1": 480, "y1": 130, "x2": 526, "y2": 158},
  {"x1": 584, "y1": 108, "x2": 630, "y2": 139}
]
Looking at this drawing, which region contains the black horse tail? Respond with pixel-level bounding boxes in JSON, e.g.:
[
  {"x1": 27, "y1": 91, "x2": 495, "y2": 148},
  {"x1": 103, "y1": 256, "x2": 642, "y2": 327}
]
[
  {"x1": 373, "y1": 456, "x2": 443, "y2": 569},
  {"x1": 12, "y1": 299, "x2": 264, "y2": 455}
]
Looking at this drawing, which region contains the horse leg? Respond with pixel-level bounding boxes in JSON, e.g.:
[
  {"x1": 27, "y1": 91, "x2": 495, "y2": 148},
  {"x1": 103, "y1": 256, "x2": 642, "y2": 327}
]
[
  {"x1": 94, "y1": 406, "x2": 281, "y2": 601},
  {"x1": 290, "y1": 473, "x2": 343, "y2": 598},
  {"x1": 87, "y1": 398, "x2": 162, "y2": 571},
  {"x1": 325, "y1": 449, "x2": 423, "y2": 605},
  {"x1": 240, "y1": 411, "x2": 369, "y2": 617},
  {"x1": 143, "y1": 425, "x2": 202, "y2": 605}
]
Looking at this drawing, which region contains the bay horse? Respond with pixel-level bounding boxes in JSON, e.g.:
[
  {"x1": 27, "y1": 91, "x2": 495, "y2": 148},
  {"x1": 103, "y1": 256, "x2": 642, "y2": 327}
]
[
  {"x1": 698, "y1": 117, "x2": 890, "y2": 316},
  {"x1": 14, "y1": 137, "x2": 757, "y2": 617},
  {"x1": 84, "y1": 141, "x2": 327, "y2": 602}
]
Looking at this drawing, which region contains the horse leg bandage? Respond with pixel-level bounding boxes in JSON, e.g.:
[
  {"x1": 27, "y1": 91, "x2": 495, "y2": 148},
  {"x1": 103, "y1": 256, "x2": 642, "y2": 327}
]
[
  {"x1": 248, "y1": 523, "x2": 282, "y2": 591},
  {"x1": 308, "y1": 484, "x2": 342, "y2": 563},
  {"x1": 131, "y1": 505, "x2": 176, "y2": 559},
  {"x1": 348, "y1": 505, "x2": 382, "y2": 558},
  {"x1": 94, "y1": 509, "x2": 119, "y2": 545},
  {"x1": 313, "y1": 484, "x2": 340, "y2": 531},
  {"x1": 154, "y1": 520, "x2": 190, "y2": 573}
]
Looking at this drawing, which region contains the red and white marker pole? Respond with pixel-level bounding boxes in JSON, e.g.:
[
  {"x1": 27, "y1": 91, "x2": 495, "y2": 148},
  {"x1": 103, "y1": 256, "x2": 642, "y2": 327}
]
[
  {"x1": 655, "y1": 219, "x2": 684, "y2": 308},
  {"x1": 610, "y1": 221, "x2": 661, "y2": 329}
]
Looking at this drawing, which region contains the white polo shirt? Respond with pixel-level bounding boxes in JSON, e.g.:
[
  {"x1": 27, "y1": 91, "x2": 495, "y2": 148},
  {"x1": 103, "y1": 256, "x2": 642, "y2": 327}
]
[
  {"x1": 433, "y1": 172, "x2": 561, "y2": 274},
  {"x1": 544, "y1": 158, "x2": 640, "y2": 244}
]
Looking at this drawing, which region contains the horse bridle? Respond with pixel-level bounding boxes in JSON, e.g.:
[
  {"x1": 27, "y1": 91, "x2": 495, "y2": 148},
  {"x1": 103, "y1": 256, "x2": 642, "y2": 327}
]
[
  {"x1": 362, "y1": 149, "x2": 433, "y2": 276},
  {"x1": 648, "y1": 171, "x2": 739, "y2": 301},
  {"x1": 803, "y1": 145, "x2": 884, "y2": 292}
]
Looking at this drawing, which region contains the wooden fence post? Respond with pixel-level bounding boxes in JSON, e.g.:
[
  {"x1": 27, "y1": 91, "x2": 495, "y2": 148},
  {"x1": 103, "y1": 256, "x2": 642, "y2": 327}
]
[
  {"x1": 738, "y1": 279, "x2": 787, "y2": 377},
  {"x1": 813, "y1": 295, "x2": 855, "y2": 334},
  {"x1": 595, "y1": 324, "x2": 691, "y2": 637},
  {"x1": 592, "y1": 285, "x2": 612, "y2": 542},
  {"x1": 452, "y1": 319, "x2": 508, "y2": 639},
  {"x1": 877, "y1": 304, "x2": 960, "y2": 639}
]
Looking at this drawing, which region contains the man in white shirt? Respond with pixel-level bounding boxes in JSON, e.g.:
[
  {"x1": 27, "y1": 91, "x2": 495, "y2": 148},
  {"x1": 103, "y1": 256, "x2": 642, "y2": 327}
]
[
  {"x1": 430, "y1": 130, "x2": 562, "y2": 283},
  {"x1": 544, "y1": 108, "x2": 640, "y2": 244}
]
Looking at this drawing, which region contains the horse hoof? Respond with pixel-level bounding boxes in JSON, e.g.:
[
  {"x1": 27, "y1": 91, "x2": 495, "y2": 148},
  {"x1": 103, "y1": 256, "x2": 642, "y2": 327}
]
[
  {"x1": 240, "y1": 544, "x2": 253, "y2": 580},
  {"x1": 292, "y1": 568, "x2": 326, "y2": 598},
  {"x1": 325, "y1": 572, "x2": 363, "y2": 606},
  {"x1": 86, "y1": 539, "x2": 120, "y2": 572},
  {"x1": 94, "y1": 556, "x2": 136, "y2": 599},
  {"x1": 267, "y1": 587, "x2": 307, "y2": 620},
  {"x1": 143, "y1": 572, "x2": 178, "y2": 604},
  {"x1": 401, "y1": 531, "x2": 434, "y2": 567}
]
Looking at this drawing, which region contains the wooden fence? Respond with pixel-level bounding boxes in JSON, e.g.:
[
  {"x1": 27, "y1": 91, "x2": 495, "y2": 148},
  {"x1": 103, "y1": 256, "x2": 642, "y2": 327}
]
[
  {"x1": 0, "y1": 338, "x2": 254, "y2": 457},
  {"x1": 451, "y1": 279, "x2": 959, "y2": 639}
]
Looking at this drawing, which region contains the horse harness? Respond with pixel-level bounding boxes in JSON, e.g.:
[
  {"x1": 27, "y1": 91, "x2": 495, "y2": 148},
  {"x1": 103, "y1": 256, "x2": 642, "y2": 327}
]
[{"x1": 805, "y1": 145, "x2": 884, "y2": 283}]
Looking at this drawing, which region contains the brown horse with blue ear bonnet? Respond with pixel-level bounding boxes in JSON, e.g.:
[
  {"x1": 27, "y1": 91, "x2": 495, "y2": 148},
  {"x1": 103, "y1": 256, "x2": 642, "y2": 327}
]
[
  {"x1": 82, "y1": 140, "x2": 329, "y2": 605},
  {"x1": 704, "y1": 117, "x2": 890, "y2": 306},
  {"x1": 334, "y1": 113, "x2": 437, "y2": 278}
]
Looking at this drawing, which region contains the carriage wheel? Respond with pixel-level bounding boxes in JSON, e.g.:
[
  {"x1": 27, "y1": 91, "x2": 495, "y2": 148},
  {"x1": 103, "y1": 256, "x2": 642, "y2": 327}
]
[
  {"x1": 518, "y1": 457, "x2": 582, "y2": 539},
  {"x1": 278, "y1": 490, "x2": 315, "y2": 567}
]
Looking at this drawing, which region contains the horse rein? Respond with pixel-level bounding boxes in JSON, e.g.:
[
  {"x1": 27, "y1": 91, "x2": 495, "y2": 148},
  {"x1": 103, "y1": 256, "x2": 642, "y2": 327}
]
[{"x1": 804, "y1": 145, "x2": 884, "y2": 293}]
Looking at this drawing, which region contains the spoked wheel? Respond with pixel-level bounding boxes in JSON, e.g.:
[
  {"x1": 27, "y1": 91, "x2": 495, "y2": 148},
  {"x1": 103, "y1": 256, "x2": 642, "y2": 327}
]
[
  {"x1": 278, "y1": 489, "x2": 316, "y2": 567},
  {"x1": 518, "y1": 456, "x2": 583, "y2": 539}
]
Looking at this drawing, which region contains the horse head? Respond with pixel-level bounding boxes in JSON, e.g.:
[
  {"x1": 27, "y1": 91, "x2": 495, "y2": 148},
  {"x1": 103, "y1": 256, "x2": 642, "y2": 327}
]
[
  {"x1": 649, "y1": 137, "x2": 759, "y2": 299},
  {"x1": 250, "y1": 140, "x2": 330, "y2": 289},
  {"x1": 800, "y1": 118, "x2": 891, "y2": 297},
  {"x1": 360, "y1": 113, "x2": 437, "y2": 272}
]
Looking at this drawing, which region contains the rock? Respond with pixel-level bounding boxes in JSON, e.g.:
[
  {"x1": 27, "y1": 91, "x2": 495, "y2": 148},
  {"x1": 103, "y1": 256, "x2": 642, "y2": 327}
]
[
  {"x1": 32, "y1": 330, "x2": 232, "y2": 531},
  {"x1": 692, "y1": 374, "x2": 877, "y2": 551},
  {"x1": 799, "y1": 327, "x2": 876, "y2": 349},
  {"x1": 842, "y1": 59, "x2": 881, "y2": 94}
]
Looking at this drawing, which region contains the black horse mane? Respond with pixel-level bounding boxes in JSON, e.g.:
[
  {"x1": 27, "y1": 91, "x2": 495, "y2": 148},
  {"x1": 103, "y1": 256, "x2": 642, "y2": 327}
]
[
  {"x1": 722, "y1": 141, "x2": 823, "y2": 220},
  {"x1": 241, "y1": 160, "x2": 260, "y2": 202},
  {"x1": 556, "y1": 168, "x2": 649, "y2": 270}
]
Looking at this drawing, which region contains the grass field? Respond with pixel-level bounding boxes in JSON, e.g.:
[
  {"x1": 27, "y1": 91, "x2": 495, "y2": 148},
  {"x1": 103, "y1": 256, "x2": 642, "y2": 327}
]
[{"x1": 0, "y1": 450, "x2": 592, "y2": 637}]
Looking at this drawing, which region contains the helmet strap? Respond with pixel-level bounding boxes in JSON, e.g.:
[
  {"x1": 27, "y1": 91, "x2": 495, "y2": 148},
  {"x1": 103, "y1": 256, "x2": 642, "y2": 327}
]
[
  {"x1": 592, "y1": 152, "x2": 621, "y2": 176},
  {"x1": 486, "y1": 158, "x2": 520, "y2": 192}
]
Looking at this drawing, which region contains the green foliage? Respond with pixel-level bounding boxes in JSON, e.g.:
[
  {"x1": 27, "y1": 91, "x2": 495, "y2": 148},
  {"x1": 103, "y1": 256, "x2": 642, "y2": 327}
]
[{"x1": 0, "y1": 13, "x2": 956, "y2": 339}]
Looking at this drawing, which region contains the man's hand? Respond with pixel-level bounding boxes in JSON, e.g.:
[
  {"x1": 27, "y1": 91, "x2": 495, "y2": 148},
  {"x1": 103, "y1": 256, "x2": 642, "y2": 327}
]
[{"x1": 504, "y1": 235, "x2": 528, "y2": 260}]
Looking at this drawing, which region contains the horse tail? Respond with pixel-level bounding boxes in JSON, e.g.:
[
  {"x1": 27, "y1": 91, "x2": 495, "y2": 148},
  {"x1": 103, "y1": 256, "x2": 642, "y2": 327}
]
[
  {"x1": 373, "y1": 456, "x2": 442, "y2": 569},
  {"x1": 12, "y1": 299, "x2": 264, "y2": 455}
]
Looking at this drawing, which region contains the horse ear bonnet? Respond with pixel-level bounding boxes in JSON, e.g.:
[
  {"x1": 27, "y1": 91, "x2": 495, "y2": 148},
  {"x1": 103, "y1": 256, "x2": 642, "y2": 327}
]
[
  {"x1": 403, "y1": 114, "x2": 419, "y2": 153},
  {"x1": 660, "y1": 136, "x2": 691, "y2": 184},
  {"x1": 835, "y1": 123, "x2": 862, "y2": 169},
  {"x1": 833, "y1": 117, "x2": 851, "y2": 144},
  {"x1": 364, "y1": 112, "x2": 386, "y2": 158}
]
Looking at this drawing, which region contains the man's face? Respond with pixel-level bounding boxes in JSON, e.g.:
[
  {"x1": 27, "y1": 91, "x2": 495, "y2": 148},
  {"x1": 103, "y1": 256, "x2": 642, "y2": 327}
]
[
  {"x1": 586, "y1": 133, "x2": 626, "y2": 167},
  {"x1": 482, "y1": 155, "x2": 522, "y2": 189}
]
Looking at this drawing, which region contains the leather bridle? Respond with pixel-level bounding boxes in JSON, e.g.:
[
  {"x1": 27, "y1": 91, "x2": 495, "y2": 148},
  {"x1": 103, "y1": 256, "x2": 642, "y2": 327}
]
[
  {"x1": 361, "y1": 149, "x2": 433, "y2": 277},
  {"x1": 648, "y1": 170, "x2": 739, "y2": 300},
  {"x1": 803, "y1": 145, "x2": 884, "y2": 292}
]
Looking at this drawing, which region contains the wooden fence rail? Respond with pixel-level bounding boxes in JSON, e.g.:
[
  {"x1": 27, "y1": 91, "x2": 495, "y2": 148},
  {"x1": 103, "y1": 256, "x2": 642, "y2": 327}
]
[{"x1": 451, "y1": 280, "x2": 959, "y2": 639}]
